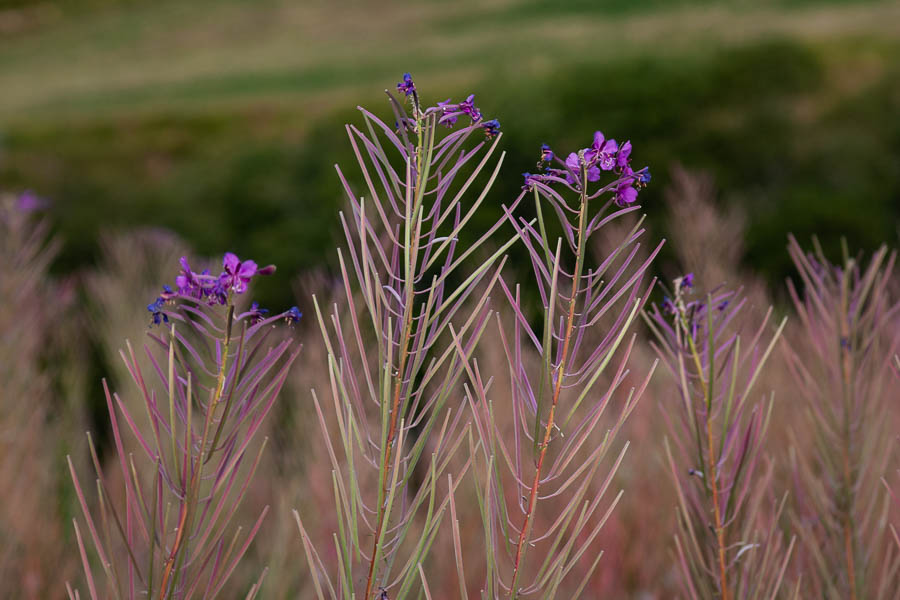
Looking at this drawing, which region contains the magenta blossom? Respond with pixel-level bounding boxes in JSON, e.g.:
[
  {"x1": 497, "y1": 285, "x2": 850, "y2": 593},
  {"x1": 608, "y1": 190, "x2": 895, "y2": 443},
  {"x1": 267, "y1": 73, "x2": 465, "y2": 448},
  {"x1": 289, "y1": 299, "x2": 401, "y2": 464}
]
[
  {"x1": 436, "y1": 99, "x2": 458, "y2": 127},
  {"x1": 616, "y1": 141, "x2": 632, "y2": 168},
  {"x1": 458, "y1": 94, "x2": 482, "y2": 122},
  {"x1": 220, "y1": 252, "x2": 275, "y2": 294},
  {"x1": 614, "y1": 180, "x2": 638, "y2": 206},
  {"x1": 589, "y1": 131, "x2": 618, "y2": 171},
  {"x1": 565, "y1": 152, "x2": 601, "y2": 185},
  {"x1": 175, "y1": 257, "x2": 205, "y2": 298}
]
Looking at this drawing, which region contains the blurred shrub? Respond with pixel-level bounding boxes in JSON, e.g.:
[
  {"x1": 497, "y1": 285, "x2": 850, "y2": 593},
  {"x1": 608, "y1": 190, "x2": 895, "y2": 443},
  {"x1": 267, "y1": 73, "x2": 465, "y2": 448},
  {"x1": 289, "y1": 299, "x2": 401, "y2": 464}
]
[{"x1": 1, "y1": 37, "x2": 898, "y2": 305}]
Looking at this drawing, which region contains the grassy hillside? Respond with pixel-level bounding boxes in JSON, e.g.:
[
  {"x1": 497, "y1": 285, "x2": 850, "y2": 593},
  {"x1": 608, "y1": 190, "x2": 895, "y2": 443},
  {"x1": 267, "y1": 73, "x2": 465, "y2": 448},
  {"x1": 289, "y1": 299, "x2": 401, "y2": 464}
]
[{"x1": 1, "y1": 0, "x2": 898, "y2": 306}]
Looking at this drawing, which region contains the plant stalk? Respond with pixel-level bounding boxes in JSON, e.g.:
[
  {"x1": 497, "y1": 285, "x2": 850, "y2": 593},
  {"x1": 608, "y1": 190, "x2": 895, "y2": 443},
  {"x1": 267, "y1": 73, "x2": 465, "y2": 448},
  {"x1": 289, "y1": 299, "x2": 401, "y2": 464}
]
[{"x1": 508, "y1": 171, "x2": 589, "y2": 597}]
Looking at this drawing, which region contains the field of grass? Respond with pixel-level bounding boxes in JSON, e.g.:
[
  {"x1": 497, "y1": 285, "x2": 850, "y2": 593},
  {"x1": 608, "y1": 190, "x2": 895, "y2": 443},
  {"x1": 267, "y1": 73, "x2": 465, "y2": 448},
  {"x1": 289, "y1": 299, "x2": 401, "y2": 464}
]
[{"x1": 1, "y1": 0, "x2": 899, "y2": 306}]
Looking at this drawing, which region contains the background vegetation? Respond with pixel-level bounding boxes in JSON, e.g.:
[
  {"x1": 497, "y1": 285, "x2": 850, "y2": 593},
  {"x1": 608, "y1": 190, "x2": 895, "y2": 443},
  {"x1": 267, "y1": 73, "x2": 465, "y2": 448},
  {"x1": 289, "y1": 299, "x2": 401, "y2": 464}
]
[{"x1": 1, "y1": 0, "x2": 899, "y2": 307}]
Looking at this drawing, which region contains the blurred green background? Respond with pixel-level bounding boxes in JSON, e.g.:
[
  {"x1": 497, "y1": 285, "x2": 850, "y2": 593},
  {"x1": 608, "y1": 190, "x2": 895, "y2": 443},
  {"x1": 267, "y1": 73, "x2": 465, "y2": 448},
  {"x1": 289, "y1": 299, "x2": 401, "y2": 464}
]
[{"x1": 2, "y1": 0, "x2": 899, "y2": 306}]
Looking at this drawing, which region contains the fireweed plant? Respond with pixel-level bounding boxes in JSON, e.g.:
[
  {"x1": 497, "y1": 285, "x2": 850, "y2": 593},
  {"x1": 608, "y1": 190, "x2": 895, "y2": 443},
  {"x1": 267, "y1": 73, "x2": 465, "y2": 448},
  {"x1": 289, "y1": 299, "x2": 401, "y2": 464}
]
[
  {"x1": 292, "y1": 74, "x2": 523, "y2": 598},
  {"x1": 646, "y1": 276, "x2": 795, "y2": 600},
  {"x1": 783, "y1": 237, "x2": 900, "y2": 599},
  {"x1": 68, "y1": 253, "x2": 301, "y2": 599},
  {"x1": 455, "y1": 133, "x2": 660, "y2": 597}
]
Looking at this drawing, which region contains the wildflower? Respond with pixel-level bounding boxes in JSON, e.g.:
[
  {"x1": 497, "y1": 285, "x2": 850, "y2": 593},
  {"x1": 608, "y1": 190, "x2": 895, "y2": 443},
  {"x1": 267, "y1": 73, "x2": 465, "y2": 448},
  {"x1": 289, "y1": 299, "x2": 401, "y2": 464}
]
[
  {"x1": 246, "y1": 302, "x2": 270, "y2": 324},
  {"x1": 522, "y1": 172, "x2": 542, "y2": 190},
  {"x1": 589, "y1": 131, "x2": 619, "y2": 171},
  {"x1": 220, "y1": 252, "x2": 275, "y2": 295},
  {"x1": 458, "y1": 94, "x2": 481, "y2": 122},
  {"x1": 612, "y1": 165, "x2": 649, "y2": 207},
  {"x1": 159, "y1": 284, "x2": 177, "y2": 300},
  {"x1": 285, "y1": 306, "x2": 303, "y2": 323},
  {"x1": 662, "y1": 296, "x2": 676, "y2": 315},
  {"x1": 616, "y1": 140, "x2": 632, "y2": 168},
  {"x1": 147, "y1": 297, "x2": 168, "y2": 326},
  {"x1": 481, "y1": 118, "x2": 500, "y2": 139},
  {"x1": 565, "y1": 152, "x2": 601, "y2": 185},
  {"x1": 614, "y1": 179, "x2": 638, "y2": 206},
  {"x1": 207, "y1": 277, "x2": 228, "y2": 305},
  {"x1": 436, "y1": 99, "x2": 458, "y2": 127},
  {"x1": 540, "y1": 144, "x2": 554, "y2": 162},
  {"x1": 16, "y1": 190, "x2": 49, "y2": 213},
  {"x1": 682, "y1": 273, "x2": 695, "y2": 289},
  {"x1": 175, "y1": 257, "x2": 204, "y2": 298},
  {"x1": 397, "y1": 73, "x2": 416, "y2": 96}
]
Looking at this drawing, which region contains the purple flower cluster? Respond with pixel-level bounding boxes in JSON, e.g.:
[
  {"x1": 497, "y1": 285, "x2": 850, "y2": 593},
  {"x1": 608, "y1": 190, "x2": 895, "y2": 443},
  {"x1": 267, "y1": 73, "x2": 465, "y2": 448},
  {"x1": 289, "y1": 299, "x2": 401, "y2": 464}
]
[
  {"x1": 172, "y1": 253, "x2": 275, "y2": 305},
  {"x1": 395, "y1": 73, "x2": 500, "y2": 139},
  {"x1": 147, "y1": 252, "x2": 278, "y2": 326},
  {"x1": 435, "y1": 94, "x2": 482, "y2": 127},
  {"x1": 523, "y1": 130, "x2": 650, "y2": 206},
  {"x1": 431, "y1": 94, "x2": 500, "y2": 138},
  {"x1": 146, "y1": 252, "x2": 304, "y2": 328}
]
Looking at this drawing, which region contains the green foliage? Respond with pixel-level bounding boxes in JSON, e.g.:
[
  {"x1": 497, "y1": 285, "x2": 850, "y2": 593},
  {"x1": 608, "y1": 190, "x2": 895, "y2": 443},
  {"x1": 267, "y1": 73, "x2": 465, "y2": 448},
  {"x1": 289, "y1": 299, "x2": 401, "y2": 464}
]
[{"x1": 1, "y1": 35, "x2": 898, "y2": 305}]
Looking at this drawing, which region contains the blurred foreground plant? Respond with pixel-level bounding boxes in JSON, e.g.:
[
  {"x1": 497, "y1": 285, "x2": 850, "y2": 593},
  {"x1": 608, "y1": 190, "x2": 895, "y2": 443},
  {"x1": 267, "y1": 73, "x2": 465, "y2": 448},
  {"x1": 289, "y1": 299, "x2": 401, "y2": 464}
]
[
  {"x1": 68, "y1": 254, "x2": 300, "y2": 599},
  {"x1": 784, "y1": 237, "x2": 900, "y2": 599},
  {"x1": 1, "y1": 193, "x2": 86, "y2": 598},
  {"x1": 646, "y1": 277, "x2": 795, "y2": 600}
]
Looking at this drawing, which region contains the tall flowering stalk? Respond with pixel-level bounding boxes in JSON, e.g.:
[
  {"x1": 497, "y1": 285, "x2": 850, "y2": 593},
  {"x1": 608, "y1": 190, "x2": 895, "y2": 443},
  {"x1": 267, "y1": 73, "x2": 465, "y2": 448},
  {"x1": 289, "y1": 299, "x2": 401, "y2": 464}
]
[
  {"x1": 68, "y1": 254, "x2": 300, "y2": 599},
  {"x1": 784, "y1": 237, "x2": 900, "y2": 599},
  {"x1": 293, "y1": 74, "x2": 519, "y2": 598},
  {"x1": 458, "y1": 134, "x2": 660, "y2": 597},
  {"x1": 646, "y1": 277, "x2": 794, "y2": 600}
]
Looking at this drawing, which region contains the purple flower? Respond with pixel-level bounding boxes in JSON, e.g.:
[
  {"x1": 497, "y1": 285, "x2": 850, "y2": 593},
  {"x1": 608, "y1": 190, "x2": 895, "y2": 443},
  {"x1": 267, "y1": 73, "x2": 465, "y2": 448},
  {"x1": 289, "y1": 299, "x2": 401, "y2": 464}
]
[
  {"x1": 662, "y1": 296, "x2": 676, "y2": 315},
  {"x1": 540, "y1": 144, "x2": 554, "y2": 162},
  {"x1": 565, "y1": 152, "x2": 601, "y2": 185},
  {"x1": 285, "y1": 306, "x2": 303, "y2": 323},
  {"x1": 436, "y1": 99, "x2": 458, "y2": 127},
  {"x1": 246, "y1": 302, "x2": 270, "y2": 324},
  {"x1": 590, "y1": 131, "x2": 619, "y2": 171},
  {"x1": 682, "y1": 273, "x2": 695, "y2": 289},
  {"x1": 221, "y1": 252, "x2": 264, "y2": 294},
  {"x1": 160, "y1": 284, "x2": 177, "y2": 300},
  {"x1": 397, "y1": 73, "x2": 416, "y2": 96},
  {"x1": 16, "y1": 190, "x2": 50, "y2": 213},
  {"x1": 147, "y1": 297, "x2": 169, "y2": 326},
  {"x1": 458, "y1": 94, "x2": 482, "y2": 122},
  {"x1": 175, "y1": 257, "x2": 205, "y2": 298},
  {"x1": 614, "y1": 182, "x2": 638, "y2": 206},
  {"x1": 616, "y1": 140, "x2": 632, "y2": 168},
  {"x1": 639, "y1": 168, "x2": 651, "y2": 185},
  {"x1": 481, "y1": 118, "x2": 500, "y2": 139}
]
